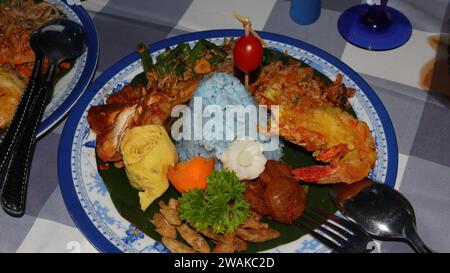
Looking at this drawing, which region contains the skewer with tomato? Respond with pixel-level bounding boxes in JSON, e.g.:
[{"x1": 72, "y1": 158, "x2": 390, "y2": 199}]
[{"x1": 232, "y1": 12, "x2": 267, "y2": 89}]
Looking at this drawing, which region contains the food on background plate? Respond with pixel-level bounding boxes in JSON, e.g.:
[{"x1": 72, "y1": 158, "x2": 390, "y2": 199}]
[
  {"x1": 0, "y1": 0, "x2": 65, "y2": 129},
  {"x1": 221, "y1": 139, "x2": 267, "y2": 180},
  {"x1": 243, "y1": 160, "x2": 306, "y2": 224},
  {"x1": 0, "y1": 0, "x2": 63, "y2": 81},
  {"x1": 167, "y1": 157, "x2": 215, "y2": 193},
  {"x1": 120, "y1": 125, "x2": 178, "y2": 211},
  {"x1": 0, "y1": 71, "x2": 25, "y2": 129}
]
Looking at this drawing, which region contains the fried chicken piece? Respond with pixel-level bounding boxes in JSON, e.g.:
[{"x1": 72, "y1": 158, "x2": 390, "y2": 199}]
[
  {"x1": 87, "y1": 103, "x2": 126, "y2": 134},
  {"x1": 176, "y1": 224, "x2": 211, "y2": 253},
  {"x1": 162, "y1": 237, "x2": 196, "y2": 253},
  {"x1": 150, "y1": 213, "x2": 177, "y2": 239},
  {"x1": 236, "y1": 228, "x2": 280, "y2": 243},
  {"x1": 159, "y1": 201, "x2": 181, "y2": 226},
  {"x1": 106, "y1": 84, "x2": 146, "y2": 105}
]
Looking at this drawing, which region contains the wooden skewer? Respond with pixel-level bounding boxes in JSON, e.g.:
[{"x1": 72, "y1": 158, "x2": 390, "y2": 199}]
[
  {"x1": 232, "y1": 11, "x2": 267, "y2": 47},
  {"x1": 233, "y1": 11, "x2": 267, "y2": 90}
]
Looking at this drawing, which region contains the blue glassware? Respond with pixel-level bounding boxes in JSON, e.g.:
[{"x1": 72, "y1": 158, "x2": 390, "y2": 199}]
[
  {"x1": 338, "y1": 0, "x2": 412, "y2": 51},
  {"x1": 290, "y1": 0, "x2": 321, "y2": 25}
]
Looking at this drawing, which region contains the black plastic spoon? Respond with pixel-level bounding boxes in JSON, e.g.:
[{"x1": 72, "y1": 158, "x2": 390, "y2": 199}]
[
  {"x1": 330, "y1": 179, "x2": 433, "y2": 253},
  {"x1": 0, "y1": 18, "x2": 86, "y2": 217}
]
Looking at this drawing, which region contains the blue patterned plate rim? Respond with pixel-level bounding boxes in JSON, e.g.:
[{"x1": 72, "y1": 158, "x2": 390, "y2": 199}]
[
  {"x1": 58, "y1": 29, "x2": 398, "y2": 253},
  {"x1": 37, "y1": 0, "x2": 99, "y2": 137}
]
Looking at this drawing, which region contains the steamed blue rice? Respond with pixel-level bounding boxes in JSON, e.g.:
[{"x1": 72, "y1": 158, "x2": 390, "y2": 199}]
[{"x1": 174, "y1": 73, "x2": 283, "y2": 168}]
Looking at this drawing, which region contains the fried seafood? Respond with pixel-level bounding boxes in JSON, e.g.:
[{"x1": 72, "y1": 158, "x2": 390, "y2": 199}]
[
  {"x1": 244, "y1": 160, "x2": 306, "y2": 224},
  {"x1": 177, "y1": 224, "x2": 211, "y2": 253},
  {"x1": 250, "y1": 62, "x2": 376, "y2": 184},
  {"x1": 277, "y1": 106, "x2": 376, "y2": 184}
]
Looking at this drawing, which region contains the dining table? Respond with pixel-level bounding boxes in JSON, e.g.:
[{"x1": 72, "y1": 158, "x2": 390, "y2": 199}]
[{"x1": 0, "y1": 0, "x2": 449, "y2": 253}]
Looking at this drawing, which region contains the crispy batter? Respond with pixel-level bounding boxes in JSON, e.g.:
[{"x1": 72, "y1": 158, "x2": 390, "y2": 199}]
[
  {"x1": 159, "y1": 201, "x2": 181, "y2": 226},
  {"x1": 236, "y1": 228, "x2": 280, "y2": 243},
  {"x1": 150, "y1": 212, "x2": 177, "y2": 239},
  {"x1": 162, "y1": 237, "x2": 196, "y2": 253},
  {"x1": 177, "y1": 224, "x2": 211, "y2": 253}
]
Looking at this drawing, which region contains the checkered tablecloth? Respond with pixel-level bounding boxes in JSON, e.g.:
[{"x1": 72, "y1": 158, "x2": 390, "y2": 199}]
[{"x1": 0, "y1": 0, "x2": 449, "y2": 253}]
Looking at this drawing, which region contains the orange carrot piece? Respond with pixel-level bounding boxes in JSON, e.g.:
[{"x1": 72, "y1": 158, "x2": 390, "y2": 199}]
[{"x1": 167, "y1": 157, "x2": 215, "y2": 193}]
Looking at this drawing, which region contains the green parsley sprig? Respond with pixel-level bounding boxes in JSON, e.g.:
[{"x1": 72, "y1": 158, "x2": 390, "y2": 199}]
[{"x1": 178, "y1": 169, "x2": 250, "y2": 234}]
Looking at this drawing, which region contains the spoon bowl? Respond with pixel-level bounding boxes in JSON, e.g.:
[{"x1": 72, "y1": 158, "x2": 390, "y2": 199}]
[
  {"x1": 330, "y1": 178, "x2": 433, "y2": 253},
  {"x1": 36, "y1": 18, "x2": 86, "y2": 65}
]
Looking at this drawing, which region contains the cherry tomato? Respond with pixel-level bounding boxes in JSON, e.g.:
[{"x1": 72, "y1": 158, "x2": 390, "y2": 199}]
[{"x1": 233, "y1": 34, "x2": 263, "y2": 73}]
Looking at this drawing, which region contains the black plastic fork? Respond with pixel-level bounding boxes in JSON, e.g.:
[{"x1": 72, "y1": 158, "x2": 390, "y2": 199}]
[{"x1": 295, "y1": 208, "x2": 376, "y2": 253}]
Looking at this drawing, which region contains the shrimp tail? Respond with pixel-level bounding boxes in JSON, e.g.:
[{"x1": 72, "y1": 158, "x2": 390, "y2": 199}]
[{"x1": 292, "y1": 165, "x2": 341, "y2": 184}]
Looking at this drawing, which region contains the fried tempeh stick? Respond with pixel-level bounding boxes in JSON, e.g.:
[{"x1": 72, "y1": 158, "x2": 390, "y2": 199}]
[
  {"x1": 177, "y1": 224, "x2": 211, "y2": 253},
  {"x1": 159, "y1": 200, "x2": 182, "y2": 226},
  {"x1": 236, "y1": 228, "x2": 280, "y2": 243},
  {"x1": 162, "y1": 237, "x2": 196, "y2": 253},
  {"x1": 150, "y1": 212, "x2": 177, "y2": 239},
  {"x1": 201, "y1": 228, "x2": 247, "y2": 252},
  {"x1": 213, "y1": 232, "x2": 236, "y2": 253}
]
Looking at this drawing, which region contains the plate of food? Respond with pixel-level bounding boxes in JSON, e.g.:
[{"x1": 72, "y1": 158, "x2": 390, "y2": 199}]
[
  {"x1": 58, "y1": 29, "x2": 398, "y2": 253},
  {"x1": 0, "y1": 0, "x2": 98, "y2": 138}
]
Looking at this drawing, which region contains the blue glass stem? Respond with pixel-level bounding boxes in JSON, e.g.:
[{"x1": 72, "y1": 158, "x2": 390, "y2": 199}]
[{"x1": 363, "y1": 0, "x2": 391, "y2": 30}]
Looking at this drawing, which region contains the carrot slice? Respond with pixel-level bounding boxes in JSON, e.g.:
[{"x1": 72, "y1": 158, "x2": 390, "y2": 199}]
[{"x1": 167, "y1": 157, "x2": 215, "y2": 193}]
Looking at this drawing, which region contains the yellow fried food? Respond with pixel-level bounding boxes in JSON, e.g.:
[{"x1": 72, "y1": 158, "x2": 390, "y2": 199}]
[
  {"x1": 120, "y1": 125, "x2": 178, "y2": 211},
  {"x1": 0, "y1": 71, "x2": 25, "y2": 129}
]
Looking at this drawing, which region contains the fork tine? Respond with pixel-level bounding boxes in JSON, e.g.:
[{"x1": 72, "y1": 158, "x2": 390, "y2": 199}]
[
  {"x1": 295, "y1": 220, "x2": 341, "y2": 252},
  {"x1": 302, "y1": 211, "x2": 349, "y2": 247},
  {"x1": 305, "y1": 209, "x2": 354, "y2": 238},
  {"x1": 313, "y1": 208, "x2": 361, "y2": 231}
]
